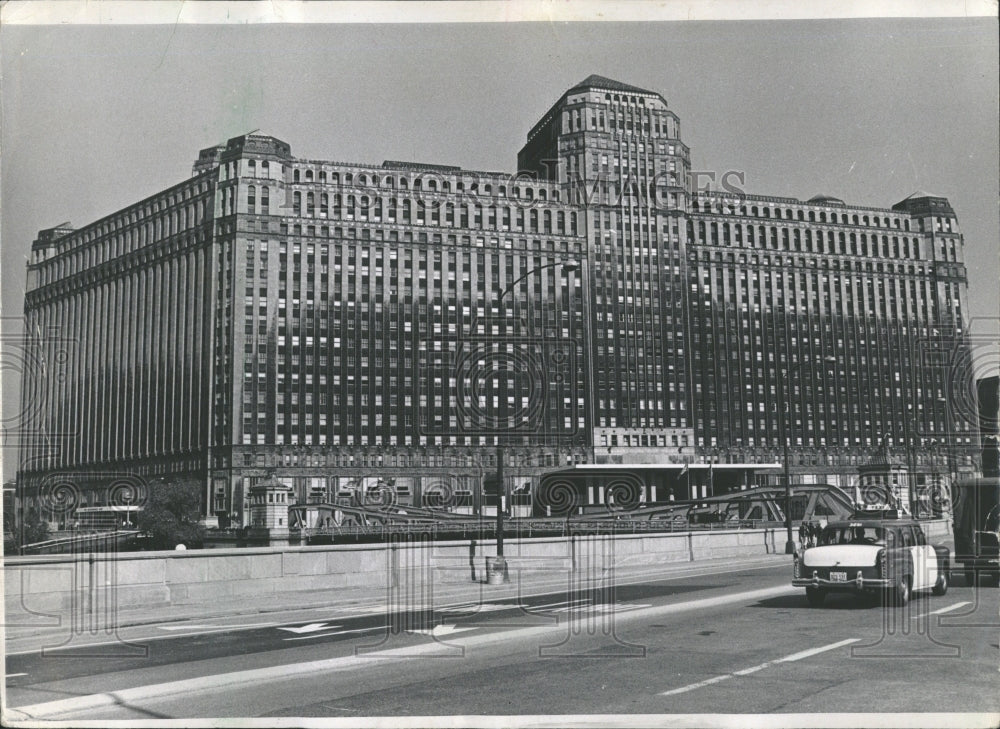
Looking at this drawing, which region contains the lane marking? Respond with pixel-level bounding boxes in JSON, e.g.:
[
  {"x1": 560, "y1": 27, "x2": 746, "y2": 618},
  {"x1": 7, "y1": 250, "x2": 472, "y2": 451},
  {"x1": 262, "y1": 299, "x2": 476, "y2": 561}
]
[
  {"x1": 528, "y1": 599, "x2": 591, "y2": 611},
  {"x1": 775, "y1": 639, "x2": 861, "y2": 663},
  {"x1": 6, "y1": 560, "x2": 791, "y2": 657},
  {"x1": 660, "y1": 638, "x2": 860, "y2": 696},
  {"x1": 911, "y1": 601, "x2": 971, "y2": 620},
  {"x1": 28, "y1": 622, "x2": 283, "y2": 644},
  {"x1": 156, "y1": 625, "x2": 222, "y2": 631},
  {"x1": 157, "y1": 622, "x2": 277, "y2": 632},
  {"x1": 6, "y1": 673, "x2": 28, "y2": 678},
  {"x1": 278, "y1": 623, "x2": 341, "y2": 635},
  {"x1": 406, "y1": 624, "x2": 479, "y2": 637},
  {"x1": 10, "y1": 583, "x2": 798, "y2": 719},
  {"x1": 590, "y1": 603, "x2": 653, "y2": 613},
  {"x1": 283, "y1": 625, "x2": 389, "y2": 641},
  {"x1": 438, "y1": 603, "x2": 516, "y2": 614}
]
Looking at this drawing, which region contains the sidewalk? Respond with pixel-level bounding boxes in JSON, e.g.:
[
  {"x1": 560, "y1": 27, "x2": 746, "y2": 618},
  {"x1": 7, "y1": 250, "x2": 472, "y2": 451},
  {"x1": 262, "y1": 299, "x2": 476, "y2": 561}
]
[{"x1": 4, "y1": 553, "x2": 790, "y2": 644}]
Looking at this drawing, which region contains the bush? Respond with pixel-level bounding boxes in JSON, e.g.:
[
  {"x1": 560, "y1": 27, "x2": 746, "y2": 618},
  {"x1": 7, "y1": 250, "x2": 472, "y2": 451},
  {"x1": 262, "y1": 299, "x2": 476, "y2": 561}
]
[
  {"x1": 16, "y1": 507, "x2": 50, "y2": 548},
  {"x1": 137, "y1": 479, "x2": 205, "y2": 550}
]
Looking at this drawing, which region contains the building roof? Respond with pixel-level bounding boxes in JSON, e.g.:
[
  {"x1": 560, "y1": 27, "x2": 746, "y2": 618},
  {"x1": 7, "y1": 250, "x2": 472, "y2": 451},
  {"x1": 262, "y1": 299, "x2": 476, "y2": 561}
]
[
  {"x1": 900, "y1": 190, "x2": 943, "y2": 200},
  {"x1": 568, "y1": 74, "x2": 657, "y2": 96},
  {"x1": 569, "y1": 463, "x2": 782, "y2": 471},
  {"x1": 807, "y1": 194, "x2": 846, "y2": 205},
  {"x1": 892, "y1": 191, "x2": 954, "y2": 214}
]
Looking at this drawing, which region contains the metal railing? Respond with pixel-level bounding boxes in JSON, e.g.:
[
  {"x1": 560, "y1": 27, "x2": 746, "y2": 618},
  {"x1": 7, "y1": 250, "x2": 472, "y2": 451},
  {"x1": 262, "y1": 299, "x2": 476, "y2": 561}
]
[{"x1": 301, "y1": 518, "x2": 767, "y2": 542}]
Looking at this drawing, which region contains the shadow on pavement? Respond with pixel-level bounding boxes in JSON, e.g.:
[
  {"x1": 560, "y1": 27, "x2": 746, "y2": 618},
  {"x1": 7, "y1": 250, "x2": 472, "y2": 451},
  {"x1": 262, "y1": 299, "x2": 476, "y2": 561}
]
[{"x1": 750, "y1": 593, "x2": 885, "y2": 611}]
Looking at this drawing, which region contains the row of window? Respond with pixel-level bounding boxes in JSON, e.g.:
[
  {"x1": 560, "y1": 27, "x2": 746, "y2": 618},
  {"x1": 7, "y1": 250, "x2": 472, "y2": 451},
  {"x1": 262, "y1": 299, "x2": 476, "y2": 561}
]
[
  {"x1": 285, "y1": 165, "x2": 561, "y2": 202},
  {"x1": 280, "y1": 191, "x2": 581, "y2": 236},
  {"x1": 690, "y1": 220, "x2": 949, "y2": 260},
  {"x1": 692, "y1": 196, "x2": 913, "y2": 229}
]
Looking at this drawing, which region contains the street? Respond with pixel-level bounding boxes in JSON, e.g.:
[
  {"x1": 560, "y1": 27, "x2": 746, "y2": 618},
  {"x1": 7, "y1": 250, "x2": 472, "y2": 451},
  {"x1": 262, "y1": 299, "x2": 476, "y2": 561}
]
[{"x1": 5, "y1": 559, "x2": 998, "y2": 721}]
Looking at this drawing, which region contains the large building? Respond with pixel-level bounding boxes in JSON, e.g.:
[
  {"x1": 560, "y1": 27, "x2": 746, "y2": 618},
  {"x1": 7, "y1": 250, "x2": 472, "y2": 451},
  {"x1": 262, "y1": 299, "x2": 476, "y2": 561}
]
[{"x1": 18, "y1": 75, "x2": 978, "y2": 525}]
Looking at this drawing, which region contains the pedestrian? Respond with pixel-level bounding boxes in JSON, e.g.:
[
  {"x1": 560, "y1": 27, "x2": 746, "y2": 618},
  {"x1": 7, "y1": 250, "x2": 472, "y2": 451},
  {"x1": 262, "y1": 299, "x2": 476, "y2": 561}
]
[{"x1": 798, "y1": 520, "x2": 809, "y2": 551}]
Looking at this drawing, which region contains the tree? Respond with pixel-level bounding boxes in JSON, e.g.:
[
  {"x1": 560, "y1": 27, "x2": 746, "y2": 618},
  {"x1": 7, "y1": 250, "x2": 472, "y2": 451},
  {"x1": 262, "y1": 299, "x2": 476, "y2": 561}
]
[
  {"x1": 16, "y1": 507, "x2": 50, "y2": 549},
  {"x1": 137, "y1": 479, "x2": 205, "y2": 550}
]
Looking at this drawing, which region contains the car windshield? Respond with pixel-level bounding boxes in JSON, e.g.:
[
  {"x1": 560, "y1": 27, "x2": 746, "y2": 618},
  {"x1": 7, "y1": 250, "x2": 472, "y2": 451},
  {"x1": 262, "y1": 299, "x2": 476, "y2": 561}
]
[{"x1": 818, "y1": 525, "x2": 886, "y2": 546}]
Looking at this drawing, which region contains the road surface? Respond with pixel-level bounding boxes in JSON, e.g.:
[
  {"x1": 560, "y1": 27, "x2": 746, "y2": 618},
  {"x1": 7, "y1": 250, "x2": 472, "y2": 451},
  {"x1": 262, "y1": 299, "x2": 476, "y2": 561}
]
[{"x1": 5, "y1": 560, "x2": 998, "y2": 722}]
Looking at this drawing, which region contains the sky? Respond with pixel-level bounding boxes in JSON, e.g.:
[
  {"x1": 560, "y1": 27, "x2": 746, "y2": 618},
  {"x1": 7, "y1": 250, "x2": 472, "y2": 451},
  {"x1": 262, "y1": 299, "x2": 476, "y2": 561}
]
[{"x1": 2, "y1": 14, "x2": 998, "y2": 481}]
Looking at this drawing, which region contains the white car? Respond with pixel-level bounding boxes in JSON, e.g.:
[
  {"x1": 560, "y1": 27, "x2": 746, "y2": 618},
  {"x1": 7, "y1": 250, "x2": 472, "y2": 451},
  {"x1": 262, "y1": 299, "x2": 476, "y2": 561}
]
[{"x1": 793, "y1": 517, "x2": 950, "y2": 606}]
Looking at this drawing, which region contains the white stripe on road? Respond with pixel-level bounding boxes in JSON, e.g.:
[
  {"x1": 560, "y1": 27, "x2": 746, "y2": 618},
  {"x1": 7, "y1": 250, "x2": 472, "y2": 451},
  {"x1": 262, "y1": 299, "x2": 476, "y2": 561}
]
[
  {"x1": 660, "y1": 639, "x2": 860, "y2": 696},
  {"x1": 283, "y1": 625, "x2": 389, "y2": 641},
  {"x1": 911, "y1": 601, "x2": 971, "y2": 620},
  {"x1": 9, "y1": 583, "x2": 797, "y2": 719},
  {"x1": 158, "y1": 621, "x2": 278, "y2": 632},
  {"x1": 6, "y1": 673, "x2": 28, "y2": 678},
  {"x1": 775, "y1": 639, "x2": 861, "y2": 663}
]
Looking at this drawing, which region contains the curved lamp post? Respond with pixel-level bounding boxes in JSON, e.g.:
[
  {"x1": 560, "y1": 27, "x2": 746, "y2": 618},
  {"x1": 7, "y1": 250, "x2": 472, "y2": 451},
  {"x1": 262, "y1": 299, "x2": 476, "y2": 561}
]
[{"x1": 489, "y1": 260, "x2": 581, "y2": 583}]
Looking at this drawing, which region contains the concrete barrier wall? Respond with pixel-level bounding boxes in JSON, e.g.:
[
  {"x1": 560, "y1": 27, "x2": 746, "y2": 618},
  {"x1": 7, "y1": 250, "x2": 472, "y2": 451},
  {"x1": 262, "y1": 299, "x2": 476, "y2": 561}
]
[
  {"x1": 21, "y1": 521, "x2": 961, "y2": 617},
  {"x1": 4, "y1": 521, "x2": 951, "y2": 617},
  {"x1": 922, "y1": 517, "x2": 953, "y2": 544},
  {"x1": 4, "y1": 529, "x2": 777, "y2": 616}
]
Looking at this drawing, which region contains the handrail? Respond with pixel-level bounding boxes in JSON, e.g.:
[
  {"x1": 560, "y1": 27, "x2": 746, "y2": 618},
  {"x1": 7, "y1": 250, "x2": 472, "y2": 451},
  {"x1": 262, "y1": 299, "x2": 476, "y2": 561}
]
[{"x1": 301, "y1": 518, "x2": 767, "y2": 541}]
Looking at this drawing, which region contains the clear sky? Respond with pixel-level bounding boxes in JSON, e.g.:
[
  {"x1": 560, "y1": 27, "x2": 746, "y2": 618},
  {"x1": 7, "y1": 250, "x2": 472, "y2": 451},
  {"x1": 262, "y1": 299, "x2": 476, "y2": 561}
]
[{"x1": 2, "y1": 16, "x2": 997, "y2": 481}]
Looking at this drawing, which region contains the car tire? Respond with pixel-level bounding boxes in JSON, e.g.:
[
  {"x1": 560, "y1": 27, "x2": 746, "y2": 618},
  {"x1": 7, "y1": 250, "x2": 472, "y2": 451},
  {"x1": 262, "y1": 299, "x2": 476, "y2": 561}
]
[
  {"x1": 805, "y1": 587, "x2": 826, "y2": 607},
  {"x1": 965, "y1": 567, "x2": 976, "y2": 587},
  {"x1": 932, "y1": 570, "x2": 949, "y2": 596},
  {"x1": 895, "y1": 575, "x2": 911, "y2": 607}
]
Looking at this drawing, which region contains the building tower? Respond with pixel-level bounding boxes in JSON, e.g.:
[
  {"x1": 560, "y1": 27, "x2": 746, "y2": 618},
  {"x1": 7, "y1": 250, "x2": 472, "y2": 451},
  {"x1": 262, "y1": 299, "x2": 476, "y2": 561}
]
[{"x1": 518, "y1": 75, "x2": 696, "y2": 469}]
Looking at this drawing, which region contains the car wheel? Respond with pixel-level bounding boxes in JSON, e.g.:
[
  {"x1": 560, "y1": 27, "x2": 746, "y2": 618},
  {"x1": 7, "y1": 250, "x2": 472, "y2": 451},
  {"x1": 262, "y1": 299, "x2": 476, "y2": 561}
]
[
  {"x1": 895, "y1": 575, "x2": 911, "y2": 607},
  {"x1": 932, "y1": 570, "x2": 949, "y2": 596},
  {"x1": 805, "y1": 587, "x2": 826, "y2": 607}
]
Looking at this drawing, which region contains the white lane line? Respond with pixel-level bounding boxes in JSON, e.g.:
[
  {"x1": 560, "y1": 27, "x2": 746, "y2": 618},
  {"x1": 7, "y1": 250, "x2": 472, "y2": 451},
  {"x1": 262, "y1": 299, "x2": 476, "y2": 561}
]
[
  {"x1": 278, "y1": 623, "x2": 341, "y2": 635},
  {"x1": 10, "y1": 583, "x2": 797, "y2": 720},
  {"x1": 157, "y1": 621, "x2": 277, "y2": 632},
  {"x1": 438, "y1": 603, "x2": 516, "y2": 614},
  {"x1": 283, "y1": 625, "x2": 389, "y2": 641},
  {"x1": 775, "y1": 639, "x2": 860, "y2": 663},
  {"x1": 406, "y1": 624, "x2": 479, "y2": 637},
  {"x1": 660, "y1": 638, "x2": 860, "y2": 696},
  {"x1": 911, "y1": 601, "x2": 971, "y2": 620},
  {"x1": 6, "y1": 673, "x2": 28, "y2": 678}
]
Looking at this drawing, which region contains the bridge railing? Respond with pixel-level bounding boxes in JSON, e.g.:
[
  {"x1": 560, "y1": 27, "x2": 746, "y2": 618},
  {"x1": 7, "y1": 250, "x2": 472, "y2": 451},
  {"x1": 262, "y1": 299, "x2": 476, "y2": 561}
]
[
  {"x1": 302, "y1": 518, "x2": 767, "y2": 541},
  {"x1": 16, "y1": 530, "x2": 141, "y2": 555}
]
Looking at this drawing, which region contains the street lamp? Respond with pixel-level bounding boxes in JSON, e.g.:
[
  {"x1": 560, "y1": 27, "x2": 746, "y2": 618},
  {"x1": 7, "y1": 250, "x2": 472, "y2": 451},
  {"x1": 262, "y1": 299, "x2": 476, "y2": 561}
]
[
  {"x1": 490, "y1": 260, "x2": 581, "y2": 583},
  {"x1": 937, "y1": 396, "x2": 957, "y2": 485},
  {"x1": 777, "y1": 375, "x2": 795, "y2": 555}
]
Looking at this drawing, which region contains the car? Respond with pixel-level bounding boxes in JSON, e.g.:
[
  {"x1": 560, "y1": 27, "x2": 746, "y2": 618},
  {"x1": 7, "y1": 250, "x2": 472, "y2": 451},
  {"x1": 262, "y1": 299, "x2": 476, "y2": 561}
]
[
  {"x1": 951, "y1": 476, "x2": 999, "y2": 587},
  {"x1": 792, "y1": 515, "x2": 950, "y2": 607}
]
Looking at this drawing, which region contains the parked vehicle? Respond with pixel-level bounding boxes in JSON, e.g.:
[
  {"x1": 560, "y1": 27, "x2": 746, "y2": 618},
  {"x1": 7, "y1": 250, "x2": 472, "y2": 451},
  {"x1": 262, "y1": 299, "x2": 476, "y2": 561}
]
[
  {"x1": 951, "y1": 476, "x2": 1000, "y2": 586},
  {"x1": 793, "y1": 514, "x2": 950, "y2": 607}
]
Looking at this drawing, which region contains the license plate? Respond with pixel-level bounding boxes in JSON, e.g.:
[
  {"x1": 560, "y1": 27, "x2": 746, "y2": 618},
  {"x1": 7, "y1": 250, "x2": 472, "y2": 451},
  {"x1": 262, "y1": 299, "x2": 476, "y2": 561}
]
[{"x1": 830, "y1": 572, "x2": 848, "y2": 582}]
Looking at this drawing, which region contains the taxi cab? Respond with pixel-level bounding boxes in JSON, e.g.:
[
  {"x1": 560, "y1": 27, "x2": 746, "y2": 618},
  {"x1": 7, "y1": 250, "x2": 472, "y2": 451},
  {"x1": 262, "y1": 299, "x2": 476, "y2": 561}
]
[{"x1": 792, "y1": 513, "x2": 950, "y2": 607}]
